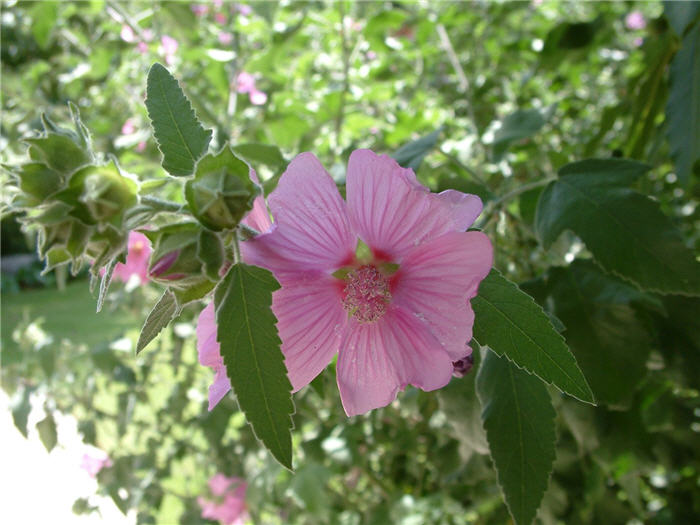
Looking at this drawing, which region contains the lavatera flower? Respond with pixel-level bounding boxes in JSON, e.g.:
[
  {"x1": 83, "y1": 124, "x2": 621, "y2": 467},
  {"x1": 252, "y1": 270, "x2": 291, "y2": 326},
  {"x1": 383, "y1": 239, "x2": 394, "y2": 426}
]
[{"x1": 198, "y1": 150, "x2": 492, "y2": 416}]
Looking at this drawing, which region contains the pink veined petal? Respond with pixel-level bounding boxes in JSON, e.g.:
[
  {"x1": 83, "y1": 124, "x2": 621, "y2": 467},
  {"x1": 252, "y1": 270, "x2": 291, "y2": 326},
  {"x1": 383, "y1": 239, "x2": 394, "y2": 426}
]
[
  {"x1": 436, "y1": 190, "x2": 483, "y2": 231},
  {"x1": 240, "y1": 168, "x2": 272, "y2": 234},
  {"x1": 336, "y1": 306, "x2": 453, "y2": 417},
  {"x1": 272, "y1": 274, "x2": 348, "y2": 391},
  {"x1": 209, "y1": 368, "x2": 231, "y2": 411},
  {"x1": 393, "y1": 231, "x2": 493, "y2": 361},
  {"x1": 208, "y1": 473, "x2": 233, "y2": 497},
  {"x1": 241, "y1": 152, "x2": 355, "y2": 283},
  {"x1": 345, "y1": 149, "x2": 457, "y2": 259},
  {"x1": 197, "y1": 303, "x2": 221, "y2": 368}
]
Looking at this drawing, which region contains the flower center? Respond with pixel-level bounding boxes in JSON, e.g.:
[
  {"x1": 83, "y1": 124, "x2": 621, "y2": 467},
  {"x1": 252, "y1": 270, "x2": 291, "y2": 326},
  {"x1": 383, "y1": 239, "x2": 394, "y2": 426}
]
[{"x1": 341, "y1": 265, "x2": 392, "y2": 323}]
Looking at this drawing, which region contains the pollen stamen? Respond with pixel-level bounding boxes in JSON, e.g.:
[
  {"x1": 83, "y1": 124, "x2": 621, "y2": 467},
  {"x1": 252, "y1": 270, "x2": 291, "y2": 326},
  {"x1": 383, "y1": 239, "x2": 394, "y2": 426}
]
[{"x1": 341, "y1": 265, "x2": 392, "y2": 323}]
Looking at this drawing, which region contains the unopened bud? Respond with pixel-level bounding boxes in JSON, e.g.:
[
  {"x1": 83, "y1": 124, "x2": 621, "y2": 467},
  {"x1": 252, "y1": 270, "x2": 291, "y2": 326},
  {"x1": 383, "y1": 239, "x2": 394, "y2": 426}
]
[
  {"x1": 185, "y1": 145, "x2": 260, "y2": 231},
  {"x1": 77, "y1": 163, "x2": 137, "y2": 223}
]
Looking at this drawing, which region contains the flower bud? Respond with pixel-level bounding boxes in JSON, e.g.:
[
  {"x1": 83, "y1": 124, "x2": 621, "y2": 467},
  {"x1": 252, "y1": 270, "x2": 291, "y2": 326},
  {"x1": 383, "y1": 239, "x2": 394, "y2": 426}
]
[
  {"x1": 77, "y1": 163, "x2": 137, "y2": 224},
  {"x1": 146, "y1": 224, "x2": 212, "y2": 286},
  {"x1": 185, "y1": 145, "x2": 260, "y2": 231}
]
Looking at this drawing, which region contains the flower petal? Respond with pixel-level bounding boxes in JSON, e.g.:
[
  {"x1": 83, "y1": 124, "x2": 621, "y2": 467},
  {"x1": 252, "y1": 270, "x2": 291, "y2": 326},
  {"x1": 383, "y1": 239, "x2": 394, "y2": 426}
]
[
  {"x1": 197, "y1": 302, "x2": 221, "y2": 368},
  {"x1": 393, "y1": 231, "x2": 493, "y2": 360},
  {"x1": 209, "y1": 368, "x2": 231, "y2": 411},
  {"x1": 345, "y1": 149, "x2": 463, "y2": 259},
  {"x1": 437, "y1": 190, "x2": 483, "y2": 231},
  {"x1": 336, "y1": 306, "x2": 453, "y2": 416},
  {"x1": 241, "y1": 153, "x2": 355, "y2": 283},
  {"x1": 241, "y1": 169, "x2": 272, "y2": 233},
  {"x1": 273, "y1": 274, "x2": 348, "y2": 391}
]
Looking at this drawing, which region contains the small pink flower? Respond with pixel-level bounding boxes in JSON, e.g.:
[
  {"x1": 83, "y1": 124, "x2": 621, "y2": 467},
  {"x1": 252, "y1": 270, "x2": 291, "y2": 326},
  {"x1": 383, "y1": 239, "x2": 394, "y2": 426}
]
[
  {"x1": 625, "y1": 11, "x2": 646, "y2": 30},
  {"x1": 249, "y1": 89, "x2": 267, "y2": 105},
  {"x1": 200, "y1": 150, "x2": 492, "y2": 416},
  {"x1": 235, "y1": 71, "x2": 256, "y2": 94},
  {"x1": 81, "y1": 450, "x2": 112, "y2": 478},
  {"x1": 213, "y1": 0, "x2": 224, "y2": 8},
  {"x1": 218, "y1": 32, "x2": 234, "y2": 45},
  {"x1": 236, "y1": 4, "x2": 252, "y2": 16},
  {"x1": 161, "y1": 35, "x2": 178, "y2": 56},
  {"x1": 142, "y1": 29, "x2": 154, "y2": 42},
  {"x1": 120, "y1": 25, "x2": 135, "y2": 43},
  {"x1": 633, "y1": 36, "x2": 643, "y2": 47},
  {"x1": 137, "y1": 41, "x2": 149, "y2": 54},
  {"x1": 366, "y1": 50, "x2": 377, "y2": 60},
  {"x1": 215, "y1": 12, "x2": 227, "y2": 25},
  {"x1": 191, "y1": 4, "x2": 209, "y2": 16},
  {"x1": 121, "y1": 118, "x2": 136, "y2": 135},
  {"x1": 198, "y1": 474, "x2": 249, "y2": 525},
  {"x1": 113, "y1": 231, "x2": 152, "y2": 284},
  {"x1": 136, "y1": 141, "x2": 147, "y2": 152}
]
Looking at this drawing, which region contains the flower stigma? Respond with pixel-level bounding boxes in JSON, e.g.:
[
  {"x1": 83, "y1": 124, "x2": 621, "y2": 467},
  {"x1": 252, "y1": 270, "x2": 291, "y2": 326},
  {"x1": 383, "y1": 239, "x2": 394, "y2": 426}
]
[{"x1": 341, "y1": 264, "x2": 392, "y2": 323}]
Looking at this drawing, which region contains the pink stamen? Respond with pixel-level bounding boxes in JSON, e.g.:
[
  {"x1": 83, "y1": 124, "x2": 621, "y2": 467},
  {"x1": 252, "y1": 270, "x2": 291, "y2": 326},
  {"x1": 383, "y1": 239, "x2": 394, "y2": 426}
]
[{"x1": 342, "y1": 265, "x2": 391, "y2": 323}]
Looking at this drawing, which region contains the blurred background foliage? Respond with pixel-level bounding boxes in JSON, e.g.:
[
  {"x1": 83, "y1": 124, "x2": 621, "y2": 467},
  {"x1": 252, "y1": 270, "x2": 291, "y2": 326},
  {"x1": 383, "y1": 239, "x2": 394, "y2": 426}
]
[{"x1": 1, "y1": 1, "x2": 699, "y2": 524}]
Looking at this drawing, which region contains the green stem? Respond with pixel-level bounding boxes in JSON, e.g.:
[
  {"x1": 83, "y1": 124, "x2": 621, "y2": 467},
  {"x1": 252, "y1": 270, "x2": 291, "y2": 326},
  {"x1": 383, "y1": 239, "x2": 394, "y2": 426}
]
[{"x1": 141, "y1": 195, "x2": 183, "y2": 212}]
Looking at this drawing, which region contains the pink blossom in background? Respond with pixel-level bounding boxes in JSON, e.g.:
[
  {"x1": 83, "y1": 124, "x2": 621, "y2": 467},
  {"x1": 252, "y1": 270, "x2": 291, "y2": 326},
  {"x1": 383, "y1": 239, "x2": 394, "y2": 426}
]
[
  {"x1": 161, "y1": 35, "x2": 178, "y2": 65},
  {"x1": 142, "y1": 28, "x2": 154, "y2": 42},
  {"x1": 218, "y1": 32, "x2": 234, "y2": 45},
  {"x1": 235, "y1": 71, "x2": 256, "y2": 94},
  {"x1": 633, "y1": 36, "x2": 644, "y2": 47},
  {"x1": 120, "y1": 25, "x2": 135, "y2": 43},
  {"x1": 80, "y1": 450, "x2": 112, "y2": 478},
  {"x1": 112, "y1": 231, "x2": 152, "y2": 284},
  {"x1": 137, "y1": 41, "x2": 149, "y2": 55},
  {"x1": 121, "y1": 118, "x2": 136, "y2": 135},
  {"x1": 625, "y1": 11, "x2": 646, "y2": 30},
  {"x1": 366, "y1": 50, "x2": 377, "y2": 60},
  {"x1": 197, "y1": 475, "x2": 248, "y2": 525},
  {"x1": 201, "y1": 150, "x2": 492, "y2": 416},
  {"x1": 213, "y1": 0, "x2": 224, "y2": 9},
  {"x1": 249, "y1": 89, "x2": 267, "y2": 105},
  {"x1": 215, "y1": 12, "x2": 227, "y2": 25},
  {"x1": 136, "y1": 141, "x2": 147, "y2": 152},
  {"x1": 236, "y1": 4, "x2": 252, "y2": 16},
  {"x1": 191, "y1": 4, "x2": 209, "y2": 16}
]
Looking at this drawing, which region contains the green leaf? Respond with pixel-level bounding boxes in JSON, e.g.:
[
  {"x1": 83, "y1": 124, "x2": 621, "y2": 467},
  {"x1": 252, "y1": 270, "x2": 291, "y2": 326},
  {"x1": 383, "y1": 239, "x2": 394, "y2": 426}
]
[
  {"x1": 196, "y1": 230, "x2": 224, "y2": 281},
  {"x1": 476, "y1": 350, "x2": 556, "y2": 525},
  {"x1": 472, "y1": 269, "x2": 594, "y2": 403},
  {"x1": 136, "y1": 290, "x2": 179, "y2": 354},
  {"x1": 491, "y1": 109, "x2": 546, "y2": 160},
  {"x1": 11, "y1": 387, "x2": 32, "y2": 438},
  {"x1": 664, "y1": 0, "x2": 700, "y2": 37},
  {"x1": 232, "y1": 143, "x2": 287, "y2": 170},
  {"x1": 666, "y1": 23, "x2": 700, "y2": 185},
  {"x1": 214, "y1": 263, "x2": 294, "y2": 469},
  {"x1": 30, "y1": 1, "x2": 58, "y2": 49},
  {"x1": 535, "y1": 159, "x2": 700, "y2": 296},
  {"x1": 145, "y1": 63, "x2": 212, "y2": 177},
  {"x1": 547, "y1": 260, "x2": 653, "y2": 408},
  {"x1": 96, "y1": 257, "x2": 117, "y2": 313},
  {"x1": 392, "y1": 128, "x2": 442, "y2": 170},
  {"x1": 37, "y1": 413, "x2": 58, "y2": 452},
  {"x1": 25, "y1": 134, "x2": 92, "y2": 175}
]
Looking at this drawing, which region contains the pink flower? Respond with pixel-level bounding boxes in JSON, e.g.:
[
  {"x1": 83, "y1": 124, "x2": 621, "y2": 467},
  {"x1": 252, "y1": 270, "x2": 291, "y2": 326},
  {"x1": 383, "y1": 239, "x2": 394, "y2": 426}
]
[
  {"x1": 215, "y1": 12, "x2": 227, "y2": 25},
  {"x1": 121, "y1": 118, "x2": 136, "y2": 135},
  {"x1": 142, "y1": 29, "x2": 154, "y2": 42},
  {"x1": 235, "y1": 71, "x2": 256, "y2": 94},
  {"x1": 213, "y1": 0, "x2": 224, "y2": 8},
  {"x1": 236, "y1": 4, "x2": 252, "y2": 16},
  {"x1": 80, "y1": 450, "x2": 112, "y2": 478},
  {"x1": 137, "y1": 41, "x2": 149, "y2": 55},
  {"x1": 633, "y1": 36, "x2": 643, "y2": 47},
  {"x1": 136, "y1": 141, "x2": 147, "y2": 152},
  {"x1": 191, "y1": 4, "x2": 209, "y2": 16},
  {"x1": 161, "y1": 35, "x2": 178, "y2": 58},
  {"x1": 120, "y1": 25, "x2": 135, "y2": 43},
  {"x1": 112, "y1": 231, "x2": 152, "y2": 284},
  {"x1": 625, "y1": 11, "x2": 646, "y2": 30},
  {"x1": 218, "y1": 32, "x2": 234, "y2": 45},
  {"x1": 198, "y1": 474, "x2": 249, "y2": 525},
  {"x1": 201, "y1": 150, "x2": 492, "y2": 416},
  {"x1": 249, "y1": 89, "x2": 267, "y2": 105}
]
